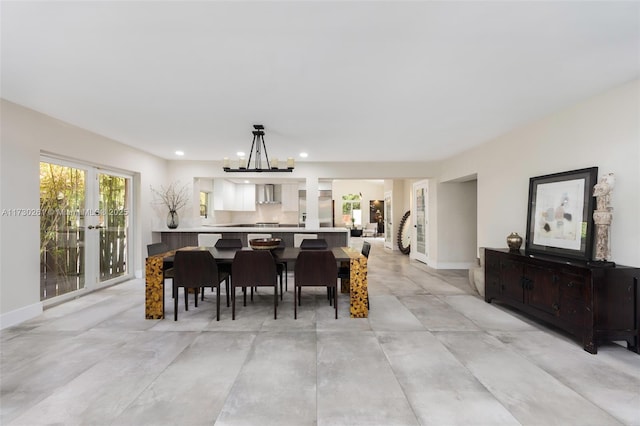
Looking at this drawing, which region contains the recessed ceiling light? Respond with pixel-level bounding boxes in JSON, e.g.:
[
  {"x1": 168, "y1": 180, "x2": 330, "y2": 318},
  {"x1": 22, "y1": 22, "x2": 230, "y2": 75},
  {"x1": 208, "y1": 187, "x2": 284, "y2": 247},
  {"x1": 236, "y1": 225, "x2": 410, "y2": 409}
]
[
  {"x1": 244, "y1": 180, "x2": 250, "y2": 184},
  {"x1": 237, "y1": 151, "x2": 245, "y2": 157},
  {"x1": 175, "y1": 150, "x2": 184, "y2": 156},
  {"x1": 300, "y1": 152, "x2": 308, "y2": 158}
]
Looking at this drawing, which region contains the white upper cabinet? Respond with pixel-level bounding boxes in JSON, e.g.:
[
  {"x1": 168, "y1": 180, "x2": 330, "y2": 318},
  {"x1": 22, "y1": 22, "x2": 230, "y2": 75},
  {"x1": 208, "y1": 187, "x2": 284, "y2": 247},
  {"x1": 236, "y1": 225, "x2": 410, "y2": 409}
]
[
  {"x1": 213, "y1": 180, "x2": 255, "y2": 211},
  {"x1": 281, "y1": 183, "x2": 299, "y2": 211},
  {"x1": 237, "y1": 183, "x2": 256, "y2": 211}
]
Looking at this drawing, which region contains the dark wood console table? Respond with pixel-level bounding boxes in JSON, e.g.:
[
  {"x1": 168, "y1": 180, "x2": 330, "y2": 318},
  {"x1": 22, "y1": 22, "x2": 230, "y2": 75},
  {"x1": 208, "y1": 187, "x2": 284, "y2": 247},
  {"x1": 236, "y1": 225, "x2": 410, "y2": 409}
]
[{"x1": 485, "y1": 248, "x2": 639, "y2": 354}]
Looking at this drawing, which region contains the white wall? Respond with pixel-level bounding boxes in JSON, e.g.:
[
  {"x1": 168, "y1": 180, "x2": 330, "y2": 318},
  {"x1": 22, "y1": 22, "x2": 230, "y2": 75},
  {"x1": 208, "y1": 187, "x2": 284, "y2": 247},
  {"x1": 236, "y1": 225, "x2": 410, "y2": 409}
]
[
  {"x1": 439, "y1": 80, "x2": 640, "y2": 267},
  {"x1": 432, "y1": 180, "x2": 478, "y2": 268},
  {"x1": 0, "y1": 100, "x2": 168, "y2": 326}
]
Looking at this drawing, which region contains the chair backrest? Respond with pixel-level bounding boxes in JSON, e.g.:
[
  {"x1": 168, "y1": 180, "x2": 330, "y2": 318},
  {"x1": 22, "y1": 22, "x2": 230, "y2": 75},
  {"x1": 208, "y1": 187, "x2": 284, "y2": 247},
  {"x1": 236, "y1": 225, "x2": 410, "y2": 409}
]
[
  {"x1": 300, "y1": 238, "x2": 328, "y2": 250},
  {"x1": 173, "y1": 250, "x2": 219, "y2": 288},
  {"x1": 214, "y1": 238, "x2": 243, "y2": 249},
  {"x1": 361, "y1": 241, "x2": 371, "y2": 258},
  {"x1": 231, "y1": 250, "x2": 277, "y2": 287},
  {"x1": 294, "y1": 250, "x2": 338, "y2": 287},
  {"x1": 147, "y1": 242, "x2": 169, "y2": 256},
  {"x1": 247, "y1": 233, "x2": 272, "y2": 247},
  {"x1": 198, "y1": 233, "x2": 222, "y2": 247},
  {"x1": 294, "y1": 233, "x2": 317, "y2": 247}
]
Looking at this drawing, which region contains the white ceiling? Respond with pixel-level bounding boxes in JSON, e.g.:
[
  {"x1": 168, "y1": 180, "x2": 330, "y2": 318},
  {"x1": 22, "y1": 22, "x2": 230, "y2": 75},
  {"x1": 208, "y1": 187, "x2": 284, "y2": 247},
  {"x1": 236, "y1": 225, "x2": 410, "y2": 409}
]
[{"x1": 2, "y1": 1, "x2": 638, "y2": 163}]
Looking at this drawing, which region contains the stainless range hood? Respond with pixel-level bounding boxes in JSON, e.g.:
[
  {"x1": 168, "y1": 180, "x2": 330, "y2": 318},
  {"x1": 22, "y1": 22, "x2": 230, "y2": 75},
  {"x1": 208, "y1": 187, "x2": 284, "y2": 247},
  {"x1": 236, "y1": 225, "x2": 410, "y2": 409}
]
[{"x1": 256, "y1": 184, "x2": 281, "y2": 204}]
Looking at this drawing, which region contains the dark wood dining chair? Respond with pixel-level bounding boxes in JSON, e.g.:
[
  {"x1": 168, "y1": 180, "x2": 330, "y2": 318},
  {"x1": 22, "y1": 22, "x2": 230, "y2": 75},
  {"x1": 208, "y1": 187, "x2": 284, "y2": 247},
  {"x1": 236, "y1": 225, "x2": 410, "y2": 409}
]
[
  {"x1": 267, "y1": 238, "x2": 288, "y2": 296},
  {"x1": 213, "y1": 238, "x2": 243, "y2": 305},
  {"x1": 147, "y1": 242, "x2": 169, "y2": 256},
  {"x1": 147, "y1": 243, "x2": 175, "y2": 296},
  {"x1": 172, "y1": 250, "x2": 229, "y2": 321},
  {"x1": 300, "y1": 238, "x2": 328, "y2": 250},
  {"x1": 231, "y1": 250, "x2": 279, "y2": 320},
  {"x1": 294, "y1": 250, "x2": 339, "y2": 319},
  {"x1": 214, "y1": 238, "x2": 243, "y2": 249}
]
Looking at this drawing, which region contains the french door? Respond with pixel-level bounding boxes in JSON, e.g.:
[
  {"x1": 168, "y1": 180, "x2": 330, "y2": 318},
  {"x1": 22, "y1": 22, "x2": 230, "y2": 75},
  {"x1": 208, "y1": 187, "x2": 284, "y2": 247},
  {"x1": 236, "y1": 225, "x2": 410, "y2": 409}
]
[
  {"x1": 384, "y1": 191, "x2": 393, "y2": 249},
  {"x1": 411, "y1": 180, "x2": 429, "y2": 264},
  {"x1": 40, "y1": 157, "x2": 133, "y2": 303}
]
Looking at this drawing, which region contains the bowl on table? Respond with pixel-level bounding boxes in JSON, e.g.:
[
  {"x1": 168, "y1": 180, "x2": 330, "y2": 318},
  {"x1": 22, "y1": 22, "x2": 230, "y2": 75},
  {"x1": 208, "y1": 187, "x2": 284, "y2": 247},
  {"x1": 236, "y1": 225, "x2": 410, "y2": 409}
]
[{"x1": 249, "y1": 238, "x2": 282, "y2": 250}]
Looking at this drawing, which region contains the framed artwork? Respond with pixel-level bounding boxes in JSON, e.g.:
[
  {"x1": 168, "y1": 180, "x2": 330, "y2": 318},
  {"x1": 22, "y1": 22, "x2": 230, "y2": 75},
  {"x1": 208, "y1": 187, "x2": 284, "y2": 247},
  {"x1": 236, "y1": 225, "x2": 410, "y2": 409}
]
[{"x1": 525, "y1": 167, "x2": 598, "y2": 261}]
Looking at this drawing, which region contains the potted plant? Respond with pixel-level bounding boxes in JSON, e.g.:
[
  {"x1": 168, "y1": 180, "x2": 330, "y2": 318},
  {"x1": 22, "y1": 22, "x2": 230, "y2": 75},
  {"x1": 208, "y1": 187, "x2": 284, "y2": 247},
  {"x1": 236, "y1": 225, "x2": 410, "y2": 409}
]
[{"x1": 151, "y1": 181, "x2": 190, "y2": 229}]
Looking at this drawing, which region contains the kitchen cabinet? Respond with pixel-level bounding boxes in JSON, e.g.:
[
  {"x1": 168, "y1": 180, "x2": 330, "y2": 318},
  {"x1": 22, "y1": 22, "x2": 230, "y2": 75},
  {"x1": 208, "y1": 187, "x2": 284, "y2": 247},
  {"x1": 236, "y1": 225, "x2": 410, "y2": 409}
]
[
  {"x1": 236, "y1": 183, "x2": 256, "y2": 211},
  {"x1": 213, "y1": 180, "x2": 255, "y2": 211},
  {"x1": 281, "y1": 183, "x2": 299, "y2": 212},
  {"x1": 213, "y1": 179, "x2": 235, "y2": 211},
  {"x1": 485, "y1": 248, "x2": 639, "y2": 354}
]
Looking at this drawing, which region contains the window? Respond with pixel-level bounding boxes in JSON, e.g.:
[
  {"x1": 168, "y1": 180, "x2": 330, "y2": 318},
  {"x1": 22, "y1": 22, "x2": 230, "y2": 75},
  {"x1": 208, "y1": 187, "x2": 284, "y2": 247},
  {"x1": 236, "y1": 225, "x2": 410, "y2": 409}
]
[
  {"x1": 200, "y1": 191, "x2": 210, "y2": 218},
  {"x1": 342, "y1": 194, "x2": 361, "y2": 226}
]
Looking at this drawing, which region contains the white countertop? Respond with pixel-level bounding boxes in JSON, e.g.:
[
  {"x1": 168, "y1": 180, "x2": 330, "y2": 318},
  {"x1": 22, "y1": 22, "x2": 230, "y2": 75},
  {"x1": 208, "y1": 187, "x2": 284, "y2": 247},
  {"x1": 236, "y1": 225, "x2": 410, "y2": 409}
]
[{"x1": 152, "y1": 226, "x2": 349, "y2": 233}]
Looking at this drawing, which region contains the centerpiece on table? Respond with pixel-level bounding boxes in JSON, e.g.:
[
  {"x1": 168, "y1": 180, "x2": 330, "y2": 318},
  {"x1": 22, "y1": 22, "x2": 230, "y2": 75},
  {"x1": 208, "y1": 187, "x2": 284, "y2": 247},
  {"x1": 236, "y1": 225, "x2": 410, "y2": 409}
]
[{"x1": 151, "y1": 181, "x2": 190, "y2": 229}]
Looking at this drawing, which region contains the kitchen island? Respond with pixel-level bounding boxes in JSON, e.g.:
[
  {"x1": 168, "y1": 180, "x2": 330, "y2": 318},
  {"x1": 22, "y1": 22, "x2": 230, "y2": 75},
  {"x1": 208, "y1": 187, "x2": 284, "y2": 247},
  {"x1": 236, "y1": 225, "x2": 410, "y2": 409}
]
[{"x1": 153, "y1": 225, "x2": 350, "y2": 248}]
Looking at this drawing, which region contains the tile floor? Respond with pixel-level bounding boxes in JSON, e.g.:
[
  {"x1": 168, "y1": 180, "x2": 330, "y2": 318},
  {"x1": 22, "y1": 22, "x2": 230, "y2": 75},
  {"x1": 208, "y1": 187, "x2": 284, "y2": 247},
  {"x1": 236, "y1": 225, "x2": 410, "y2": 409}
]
[{"x1": 1, "y1": 238, "x2": 639, "y2": 425}]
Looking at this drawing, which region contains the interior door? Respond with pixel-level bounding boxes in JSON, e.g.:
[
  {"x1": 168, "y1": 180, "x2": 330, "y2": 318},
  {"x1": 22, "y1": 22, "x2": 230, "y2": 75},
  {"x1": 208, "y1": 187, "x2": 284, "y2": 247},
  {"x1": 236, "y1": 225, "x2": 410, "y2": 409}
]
[
  {"x1": 40, "y1": 157, "x2": 133, "y2": 304},
  {"x1": 411, "y1": 180, "x2": 429, "y2": 264},
  {"x1": 384, "y1": 191, "x2": 393, "y2": 249}
]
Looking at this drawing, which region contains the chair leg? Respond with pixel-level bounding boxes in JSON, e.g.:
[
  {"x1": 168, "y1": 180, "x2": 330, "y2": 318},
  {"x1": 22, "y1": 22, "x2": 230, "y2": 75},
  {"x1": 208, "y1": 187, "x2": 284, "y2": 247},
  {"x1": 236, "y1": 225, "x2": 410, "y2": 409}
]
[
  {"x1": 226, "y1": 277, "x2": 230, "y2": 307},
  {"x1": 334, "y1": 285, "x2": 338, "y2": 319},
  {"x1": 232, "y1": 287, "x2": 236, "y2": 320},
  {"x1": 174, "y1": 289, "x2": 179, "y2": 321},
  {"x1": 243, "y1": 287, "x2": 247, "y2": 306},
  {"x1": 216, "y1": 285, "x2": 220, "y2": 321},
  {"x1": 274, "y1": 285, "x2": 277, "y2": 320},
  {"x1": 294, "y1": 284, "x2": 297, "y2": 319},
  {"x1": 184, "y1": 288, "x2": 189, "y2": 311}
]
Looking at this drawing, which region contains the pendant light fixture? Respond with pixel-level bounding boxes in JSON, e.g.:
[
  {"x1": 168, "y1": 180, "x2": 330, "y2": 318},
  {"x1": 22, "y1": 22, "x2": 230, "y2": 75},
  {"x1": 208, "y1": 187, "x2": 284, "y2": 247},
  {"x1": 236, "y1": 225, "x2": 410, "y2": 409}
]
[{"x1": 223, "y1": 124, "x2": 294, "y2": 172}]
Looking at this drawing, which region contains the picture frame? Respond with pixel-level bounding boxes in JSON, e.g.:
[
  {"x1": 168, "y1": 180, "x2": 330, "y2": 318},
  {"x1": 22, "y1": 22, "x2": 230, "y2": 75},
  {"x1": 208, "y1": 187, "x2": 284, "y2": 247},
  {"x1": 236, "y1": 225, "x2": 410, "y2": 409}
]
[{"x1": 525, "y1": 167, "x2": 598, "y2": 261}]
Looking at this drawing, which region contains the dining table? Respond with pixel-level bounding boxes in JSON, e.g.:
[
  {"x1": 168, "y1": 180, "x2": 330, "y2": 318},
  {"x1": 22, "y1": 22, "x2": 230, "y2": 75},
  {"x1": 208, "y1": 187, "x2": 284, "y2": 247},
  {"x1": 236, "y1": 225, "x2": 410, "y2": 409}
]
[{"x1": 145, "y1": 246, "x2": 368, "y2": 320}]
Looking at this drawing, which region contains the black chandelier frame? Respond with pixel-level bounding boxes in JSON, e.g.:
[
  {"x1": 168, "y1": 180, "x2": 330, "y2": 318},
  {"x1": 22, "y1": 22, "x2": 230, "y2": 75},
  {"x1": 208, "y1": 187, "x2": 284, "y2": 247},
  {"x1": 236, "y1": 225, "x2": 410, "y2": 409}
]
[{"x1": 223, "y1": 125, "x2": 293, "y2": 173}]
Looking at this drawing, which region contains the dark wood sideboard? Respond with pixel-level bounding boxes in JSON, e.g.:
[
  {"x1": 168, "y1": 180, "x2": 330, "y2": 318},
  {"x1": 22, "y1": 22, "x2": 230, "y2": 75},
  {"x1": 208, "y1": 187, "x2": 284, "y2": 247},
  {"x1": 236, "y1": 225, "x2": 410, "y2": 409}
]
[{"x1": 485, "y1": 248, "x2": 639, "y2": 354}]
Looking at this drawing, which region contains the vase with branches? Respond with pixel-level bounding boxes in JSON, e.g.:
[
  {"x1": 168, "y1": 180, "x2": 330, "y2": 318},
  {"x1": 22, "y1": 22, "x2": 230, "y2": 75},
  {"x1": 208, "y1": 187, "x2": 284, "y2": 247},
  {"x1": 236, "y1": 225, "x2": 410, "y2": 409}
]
[{"x1": 151, "y1": 181, "x2": 190, "y2": 229}]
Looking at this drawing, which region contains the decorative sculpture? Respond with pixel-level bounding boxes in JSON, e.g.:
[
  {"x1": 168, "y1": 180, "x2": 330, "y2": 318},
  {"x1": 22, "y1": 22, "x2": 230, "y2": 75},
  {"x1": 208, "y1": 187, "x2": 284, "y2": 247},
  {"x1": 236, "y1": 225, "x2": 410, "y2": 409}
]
[{"x1": 592, "y1": 173, "x2": 615, "y2": 264}]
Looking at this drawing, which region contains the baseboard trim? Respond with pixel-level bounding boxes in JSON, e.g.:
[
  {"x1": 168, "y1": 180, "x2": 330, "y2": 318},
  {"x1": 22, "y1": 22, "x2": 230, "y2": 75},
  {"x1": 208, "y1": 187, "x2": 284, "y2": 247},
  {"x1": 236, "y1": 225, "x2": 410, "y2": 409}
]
[{"x1": 0, "y1": 302, "x2": 43, "y2": 330}]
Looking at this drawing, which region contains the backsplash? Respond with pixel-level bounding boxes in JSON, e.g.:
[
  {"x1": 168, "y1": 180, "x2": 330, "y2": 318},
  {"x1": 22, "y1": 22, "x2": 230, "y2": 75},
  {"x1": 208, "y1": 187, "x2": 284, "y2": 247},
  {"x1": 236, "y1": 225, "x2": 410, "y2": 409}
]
[
  {"x1": 203, "y1": 204, "x2": 299, "y2": 225},
  {"x1": 233, "y1": 204, "x2": 299, "y2": 225}
]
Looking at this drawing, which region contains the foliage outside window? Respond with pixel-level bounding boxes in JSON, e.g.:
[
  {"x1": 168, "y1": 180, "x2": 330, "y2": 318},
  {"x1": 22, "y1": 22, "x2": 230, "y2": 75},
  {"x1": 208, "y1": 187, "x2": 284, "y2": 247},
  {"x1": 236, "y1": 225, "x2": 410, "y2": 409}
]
[
  {"x1": 200, "y1": 191, "x2": 210, "y2": 218},
  {"x1": 40, "y1": 162, "x2": 86, "y2": 299},
  {"x1": 342, "y1": 194, "x2": 362, "y2": 226}
]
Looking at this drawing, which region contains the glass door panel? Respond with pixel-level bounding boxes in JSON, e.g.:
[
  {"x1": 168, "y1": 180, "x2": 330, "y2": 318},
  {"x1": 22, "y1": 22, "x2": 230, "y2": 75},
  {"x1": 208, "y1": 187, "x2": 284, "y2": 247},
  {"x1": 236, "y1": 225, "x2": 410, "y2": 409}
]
[
  {"x1": 384, "y1": 191, "x2": 393, "y2": 249},
  {"x1": 412, "y1": 180, "x2": 429, "y2": 264},
  {"x1": 39, "y1": 162, "x2": 87, "y2": 300},
  {"x1": 98, "y1": 173, "x2": 129, "y2": 283}
]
